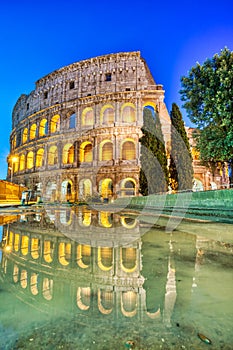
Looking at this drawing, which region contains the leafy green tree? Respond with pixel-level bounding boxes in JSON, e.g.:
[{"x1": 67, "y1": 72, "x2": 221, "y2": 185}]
[
  {"x1": 169, "y1": 103, "x2": 193, "y2": 191},
  {"x1": 139, "y1": 108, "x2": 169, "y2": 195},
  {"x1": 180, "y1": 47, "x2": 233, "y2": 165}
]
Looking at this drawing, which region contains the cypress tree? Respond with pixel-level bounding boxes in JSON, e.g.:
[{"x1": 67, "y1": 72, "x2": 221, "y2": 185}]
[
  {"x1": 169, "y1": 103, "x2": 193, "y2": 191},
  {"x1": 139, "y1": 108, "x2": 169, "y2": 195}
]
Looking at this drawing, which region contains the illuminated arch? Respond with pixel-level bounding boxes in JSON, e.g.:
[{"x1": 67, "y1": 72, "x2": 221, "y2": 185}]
[
  {"x1": 121, "y1": 103, "x2": 136, "y2": 123},
  {"x1": 36, "y1": 148, "x2": 44, "y2": 167},
  {"x1": 14, "y1": 233, "x2": 20, "y2": 251},
  {"x1": 77, "y1": 244, "x2": 91, "y2": 269},
  {"x1": 50, "y1": 114, "x2": 60, "y2": 133},
  {"x1": 120, "y1": 178, "x2": 136, "y2": 197},
  {"x1": 121, "y1": 291, "x2": 137, "y2": 317},
  {"x1": 81, "y1": 107, "x2": 94, "y2": 126},
  {"x1": 60, "y1": 209, "x2": 73, "y2": 225},
  {"x1": 79, "y1": 179, "x2": 92, "y2": 199},
  {"x1": 80, "y1": 141, "x2": 92, "y2": 163},
  {"x1": 43, "y1": 240, "x2": 53, "y2": 263},
  {"x1": 120, "y1": 217, "x2": 137, "y2": 229},
  {"x1": 120, "y1": 247, "x2": 137, "y2": 273},
  {"x1": 13, "y1": 264, "x2": 19, "y2": 283},
  {"x1": 58, "y1": 242, "x2": 71, "y2": 266},
  {"x1": 29, "y1": 123, "x2": 37, "y2": 140},
  {"x1": 99, "y1": 140, "x2": 113, "y2": 161},
  {"x1": 42, "y1": 277, "x2": 53, "y2": 300},
  {"x1": 97, "y1": 247, "x2": 113, "y2": 271},
  {"x1": 22, "y1": 128, "x2": 28, "y2": 144},
  {"x1": 31, "y1": 273, "x2": 39, "y2": 296},
  {"x1": 62, "y1": 143, "x2": 74, "y2": 164},
  {"x1": 77, "y1": 287, "x2": 91, "y2": 311},
  {"x1": 121, "y1": 139, "x2": 136, "y2": 160},
  {"x1": 99, "y1": 178, "x2": 113, "y2": 198},
  {"x1": 21, "y1": 236, "x2": 29, "y2": 255},
  {"x1": 31, "y1": 238, "x2": 40, "y2": 259},
  {"x1": 100, "y1": 104, "x2": 114, "y2": 124},
  {"x1": 48, "y1": 145, "x2": 58, "y2": 165},
  {"x1": 20, "y1": 270, "x2": 28, "y2": 289},
  {"x1": 39, "y1": 118, "x2": 48, "y2": 137},
  {"x1": 19, "y1": 154, "x2": 25, "y2": 170},
  {"x1": 98, "y1": 289, "x2": 113, "y2": 315},
  {"x1": 61, "y1": 179, "x2": 73, "y2": 202},
  {"x1": 26, "y1": 151, "x2": 34, "y2": 169},
  {"x1": 99, "y1": 212, "x2": 112, "y2": 228}
]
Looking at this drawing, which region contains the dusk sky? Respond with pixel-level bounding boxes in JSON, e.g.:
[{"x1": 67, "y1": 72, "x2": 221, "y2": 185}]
[{"x1": 0, "y1": 0, "x2": 232, "y2": 180}]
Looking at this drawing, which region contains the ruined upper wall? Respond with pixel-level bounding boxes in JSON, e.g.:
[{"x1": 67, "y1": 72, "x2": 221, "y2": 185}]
[{"x1": 12, "y1": 51, "x2": 160, "y2": 129}]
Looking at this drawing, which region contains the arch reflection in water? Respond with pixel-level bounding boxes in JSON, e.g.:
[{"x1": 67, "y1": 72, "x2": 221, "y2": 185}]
[{"x1": 0, "y1": 207, "x2": 233, "y2": 349}]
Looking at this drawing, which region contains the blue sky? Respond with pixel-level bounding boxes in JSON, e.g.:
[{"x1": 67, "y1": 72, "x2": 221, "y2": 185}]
[{"x1": 0, "y1": 0, "x2": 232, "y2": 179}]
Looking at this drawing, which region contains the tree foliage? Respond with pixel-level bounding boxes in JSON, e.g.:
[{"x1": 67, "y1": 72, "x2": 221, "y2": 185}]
[
  {"x1": 139, "y1": 108, "x2": 168, "y2": 195},
  {"x1": 169, "y1": 103, "x2": 193, "y2": 191},
  {"x1": 180, "y1": 47, "x2": 233, "y2": 163}
]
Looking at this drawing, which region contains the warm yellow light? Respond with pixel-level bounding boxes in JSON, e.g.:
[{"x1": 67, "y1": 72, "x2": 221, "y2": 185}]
[
  {"x1": 5, "y1": 245, "x2": 12, "y2": 252},
  {"x1": 11, "y1": 156, "x2": 18, "y2": 163}
]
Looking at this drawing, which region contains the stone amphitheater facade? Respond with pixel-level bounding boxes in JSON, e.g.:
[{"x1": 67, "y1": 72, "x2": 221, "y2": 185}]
[{"x1": 8, "y1": 51, "x2": 172, "y2": 201}]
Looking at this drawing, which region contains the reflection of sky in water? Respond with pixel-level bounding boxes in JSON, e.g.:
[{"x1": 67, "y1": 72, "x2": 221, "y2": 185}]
[{"x1": 0, "y1": 226, "x2": 2, "y2": 260}]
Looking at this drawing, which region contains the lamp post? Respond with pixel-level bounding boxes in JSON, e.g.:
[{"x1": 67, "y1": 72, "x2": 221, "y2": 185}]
[{"x1": 10, "y1": 156, "x2": 18, "y2": 182}]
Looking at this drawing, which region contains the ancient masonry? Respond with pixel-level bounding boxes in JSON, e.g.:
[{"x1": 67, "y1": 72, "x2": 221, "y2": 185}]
[{"x1": 8, "y1": 51, "x2": 172, "y2": 201}]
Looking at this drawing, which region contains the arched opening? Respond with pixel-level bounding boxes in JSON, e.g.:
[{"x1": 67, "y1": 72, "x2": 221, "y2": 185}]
[
  {"x1": 61, "y1": 180, "x2": 73, "y2": 201},
  {"x1": 58, "y1": 242, "x2": 71, "y2": 266},
  {"x1": 98, "y1": 289, "x2": 113, "y2": 315},
  {"x1": 77, "y1": 287, "x2": 91, "y2": 310},
  {"x1": 82, "y1": 108, "x2": 94, "y2": 126},
  {"x1": 26, "y1": 151, "x2": 34, "y2": 169},
  {"x1": 100, "y1": 141, "x2": 113, "y2": 161},
  {"x1": 99, "y1": 212, "x2": 113, "y2": 228},
  {"x1": 43, "y1": 240, "x2": 54, "y2": 263},
  {"x1": 122, "y1": 104, "x2": 136, "y2": 123},
  {"x1": 45, "y1": 181, "x2": 57, "y2": 201},
  {"x1": 36, "y1": 148, "x2": 44, "y2": 167},
  {"x1": 50, "y1": 114, "x2": 60, "y2": 133},
  {"x1": 120, "y1": 247, "x2": 137, "y2": 272},
  {"x1": 120, "y1": 178, "x2": 136, "y2": 197},
  {"x1": 121, "y1": 140, "x2": 136, "y2": 160},
  {"x1": 100, "y1": 105, "x2": 114, "y2": 124},
  {"x1": 77, "y1": 245, "x2": 91, "y2": 269},
  {"x1": 31, "y1": 238, "x2": 40, "y2": 259},
  {"x1": 22, "y1": 128, "x2": 28, "y2": 144},
  {"x1": 99, "y1": 178, "x2": 113, "y2": 199},
  {"x1": 39, "y1": 118, "x2": 48, "y2": 137},
  {"x1": 21, "y1": 235, "x2": 29, "y2": 255},
  {"x1": 80, "y1": 142, "x2": 93, "y2": 163},
  {"x1": 48, "y1": 146, "x2": 58, "y2": 165},
  {"x1": 20, "y1": 270, "x2": 28, "y2": 289},
  {"x1": 143, "y1": 104, "x2": 156, "y2": 119},
  {"x1": 121, "y1": 291, "x2": 137, "y2": 317},
  {"x1": 63, "y1": 143, "x2": 74, "y2": 164},
  {"x1": 42, "y1": 277, "x2": 53, "y2": 300},
  {"x1": 19, "y1": 154, "x2": 25, "y2": 170},
  {"x1": 97, "y1": 247, "x2": 113, "y2": 271},
  {"x1": 31, "y1": 273, "x2": 39, "y2": 296},
  {"x1": 69, "y1": 113, "x2": 76, "y2": 129},
  {"x1": 30, "y1": 124, "x2": 37, "y2": 140},
  {"x1": 79, "y1": 179, "x2": 92, "y2": 199}
]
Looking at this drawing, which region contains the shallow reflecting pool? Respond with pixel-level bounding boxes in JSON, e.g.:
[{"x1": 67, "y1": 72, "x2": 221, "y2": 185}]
[{"x1": 0, "y1": 205, "x2": 232, "y2": 349}]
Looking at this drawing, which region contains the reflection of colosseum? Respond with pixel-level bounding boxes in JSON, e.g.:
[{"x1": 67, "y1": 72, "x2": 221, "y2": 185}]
[{"x1": 8, "y1": 51, "x2": 171, "y2": 201}]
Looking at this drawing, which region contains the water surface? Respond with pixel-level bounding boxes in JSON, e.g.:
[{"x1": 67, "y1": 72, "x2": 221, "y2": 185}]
[{"x1": 0, "y1": 205, "x2": 232, "y2": 349}]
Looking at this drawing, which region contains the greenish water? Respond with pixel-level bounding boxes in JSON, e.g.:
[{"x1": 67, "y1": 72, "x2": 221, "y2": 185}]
[{"x1": 0, "y1": 206, "x2": 232, "y2": 349}]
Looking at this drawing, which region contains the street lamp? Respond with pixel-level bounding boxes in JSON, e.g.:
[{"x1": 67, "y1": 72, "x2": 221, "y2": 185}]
[{"x1": 10, "y1": 156, "x2": 18, "y2": 182}]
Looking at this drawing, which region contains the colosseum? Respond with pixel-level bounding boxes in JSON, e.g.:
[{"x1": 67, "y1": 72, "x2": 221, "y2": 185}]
[{"x1": 7, "y1": 51, "x2": 173, "y2": 201}]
